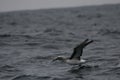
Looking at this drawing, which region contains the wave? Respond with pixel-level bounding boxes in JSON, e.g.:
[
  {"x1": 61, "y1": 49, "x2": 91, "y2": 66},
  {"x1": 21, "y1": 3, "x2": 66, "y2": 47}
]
[
  {"x1": 0, "y1": 34, "x2": 33, "y2": 38},
  {"x1": 12, "y1": 75, "x2": 51, "y2": 80},
  {"x1": 98, "y1": 28, "x2": 120, "y2": 36},
  {"x1": 0, "y1": 64, "x2": 19, "y2": 73}
]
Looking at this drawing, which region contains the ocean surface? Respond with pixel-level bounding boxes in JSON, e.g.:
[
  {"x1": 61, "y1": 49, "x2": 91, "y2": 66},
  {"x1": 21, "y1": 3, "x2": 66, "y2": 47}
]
[{"x1": 0, "y1": 4, "x2": 120, "y2": 80}]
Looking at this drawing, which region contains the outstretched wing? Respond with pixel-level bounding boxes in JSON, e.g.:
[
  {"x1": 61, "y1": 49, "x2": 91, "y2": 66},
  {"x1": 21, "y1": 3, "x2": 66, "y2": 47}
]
[{"x1": 69, "y1": 39, "x2": 93, "y2": 60}]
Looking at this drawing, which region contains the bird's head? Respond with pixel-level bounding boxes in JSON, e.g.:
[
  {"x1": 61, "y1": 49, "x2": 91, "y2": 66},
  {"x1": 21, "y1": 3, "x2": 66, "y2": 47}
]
[{"x1": 52, "y1": 56, "x2": 66, "y2": 62}]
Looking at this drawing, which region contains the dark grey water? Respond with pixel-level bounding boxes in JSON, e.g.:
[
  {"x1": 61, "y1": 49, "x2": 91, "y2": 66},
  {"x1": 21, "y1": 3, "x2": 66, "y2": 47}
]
[{"x1": 0, "y1": 4, "x2": 120, "y2": 80}]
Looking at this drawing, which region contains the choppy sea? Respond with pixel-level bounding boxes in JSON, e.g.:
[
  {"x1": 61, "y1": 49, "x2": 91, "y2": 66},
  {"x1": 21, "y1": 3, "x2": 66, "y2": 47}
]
[{"x1": 0, "y1": 4, "x2": 120, "y2": 80}]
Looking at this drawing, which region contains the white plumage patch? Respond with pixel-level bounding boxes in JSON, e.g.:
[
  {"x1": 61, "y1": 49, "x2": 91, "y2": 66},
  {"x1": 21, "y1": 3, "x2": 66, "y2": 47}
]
[{"x1": 66, "y1": 59, "x2": 86, "y2": 65}]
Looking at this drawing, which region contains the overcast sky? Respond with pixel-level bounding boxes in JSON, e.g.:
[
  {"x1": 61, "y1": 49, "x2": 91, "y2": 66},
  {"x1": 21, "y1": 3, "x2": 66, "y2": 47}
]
[{"x1": 0, "y1": 0, "x2": 120, "y2": 12}]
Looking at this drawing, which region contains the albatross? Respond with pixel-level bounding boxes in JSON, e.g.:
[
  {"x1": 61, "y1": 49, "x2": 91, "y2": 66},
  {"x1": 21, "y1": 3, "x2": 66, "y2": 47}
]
[{"x1": 53, "y1": 39, "x2": 93, "y2": 65}]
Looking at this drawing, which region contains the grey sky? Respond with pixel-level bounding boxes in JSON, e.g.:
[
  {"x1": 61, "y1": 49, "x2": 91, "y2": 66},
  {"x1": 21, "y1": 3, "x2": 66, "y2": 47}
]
[{"x1": 0, "y1": 0, "x2": 120, "y2": 12}]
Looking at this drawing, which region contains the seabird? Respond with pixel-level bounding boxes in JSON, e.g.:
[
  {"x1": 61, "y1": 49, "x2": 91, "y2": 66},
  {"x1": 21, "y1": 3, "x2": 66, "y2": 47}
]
[{"x1": 53, "y1": 39, "x2": 93, "y2": 65}]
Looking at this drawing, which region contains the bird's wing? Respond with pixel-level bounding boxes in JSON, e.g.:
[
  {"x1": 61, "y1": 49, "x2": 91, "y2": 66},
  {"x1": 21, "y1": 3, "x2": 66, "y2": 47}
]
[{"x1": 69, "y1": 39, "x2": 93, "y2": 60}]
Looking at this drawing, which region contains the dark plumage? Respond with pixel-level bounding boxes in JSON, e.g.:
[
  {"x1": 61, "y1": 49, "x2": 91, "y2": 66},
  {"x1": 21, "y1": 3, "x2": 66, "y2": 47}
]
[
  {"x1": 53, "y1": 39, "x2": 94, "y2": 65},
  {"x1": 69, "y1": 39, "x2": 93, "y2": 60}
]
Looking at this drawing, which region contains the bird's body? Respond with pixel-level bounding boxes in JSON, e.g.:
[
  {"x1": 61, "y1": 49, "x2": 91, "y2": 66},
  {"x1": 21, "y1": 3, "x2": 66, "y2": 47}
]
[
  {"x1": 66, "y1": 59, "x2": 86, "y2": 65},
  {"x1": 53, "y1": 39, "x2": 93, "y2": 65},
  {"x1": 53, "y1": 56, "x2": 86, "y2": 65}
]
